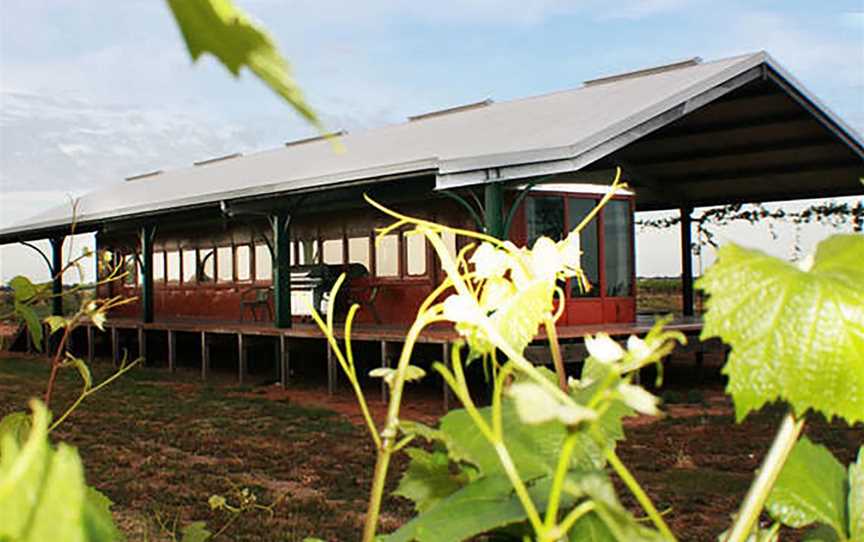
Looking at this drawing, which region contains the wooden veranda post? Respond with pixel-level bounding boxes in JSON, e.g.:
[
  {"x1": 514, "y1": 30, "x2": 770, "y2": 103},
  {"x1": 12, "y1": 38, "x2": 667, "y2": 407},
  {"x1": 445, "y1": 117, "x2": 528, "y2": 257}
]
[
  {"x1": 140, "y1": 224, "x2": 155, "y2": 323},
  {"x1": 680, "y1": 206, "x2": 695, "y2": 316},
  {"x1": 50, "y1": 236, "x2": 64, "y2": 317},
  {"x1": 484, "y1": 182, "x2": 504, "y2": 239},
  {"x1": 272, "y1": 211, "x2": 292, "y2": 328}
]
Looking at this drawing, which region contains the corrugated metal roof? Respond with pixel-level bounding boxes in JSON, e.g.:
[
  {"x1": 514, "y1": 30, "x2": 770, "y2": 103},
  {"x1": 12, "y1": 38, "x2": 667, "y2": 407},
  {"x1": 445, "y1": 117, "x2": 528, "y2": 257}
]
[{"x1": 1, "y1": 51, "x2": 861, "y2": 241}]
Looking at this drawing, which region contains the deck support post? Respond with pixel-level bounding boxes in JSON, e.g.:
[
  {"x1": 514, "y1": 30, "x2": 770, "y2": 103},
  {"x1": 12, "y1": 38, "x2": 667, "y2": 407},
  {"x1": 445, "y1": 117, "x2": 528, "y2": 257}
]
[
  {"x1": 279, "y1": 335, "x2": 289, "y2": 387},
  {"x1": 442, "y1": 342, "x2": 452, "y2": 411},
  {"x1": 272, "y1": 212, "x2": 292, "y2": 328},
  {"x1": 484, "y1": 182, "x2": 504, "y2": 239},
  {"x1": 140, "y1": 225, "x2": 155, "y2": 324},
  {"x1": 167, "y1": 330, "x2": 176, "y2": 372},
  {"x1": 680, "y1": 206, "x2": 695, "y2": 317},
  {"x1": 86, "y1": 325, "x2": 95, "y2": 364},
  {"x1": 137, "y1": 327, "x2": 146, "y2": 365},
  {"x1": 201, "y1": 332, "x2": 209, "y2": 381},
  {"x1": 380, "y1": 341, "x2": 389, "y2": 403},
  {"x1": 238, "y1": 333, "x2": 247, "y2": 385},
  {"x1": 111, "y1": 327, "x2": 120, "y2": 367},
  {"x1": 326, "y1": 341, "x2": 335, "y2": 395},
  {"x1": 50, "y1": 236, "x2": 64, "y2": 317}
]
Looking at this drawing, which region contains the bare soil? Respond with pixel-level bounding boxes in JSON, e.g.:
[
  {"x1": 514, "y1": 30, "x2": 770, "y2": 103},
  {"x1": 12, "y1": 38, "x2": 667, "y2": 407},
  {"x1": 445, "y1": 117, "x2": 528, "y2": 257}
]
[{"x1": 1, "y1": 352, "x2": 860, "y2": 541}]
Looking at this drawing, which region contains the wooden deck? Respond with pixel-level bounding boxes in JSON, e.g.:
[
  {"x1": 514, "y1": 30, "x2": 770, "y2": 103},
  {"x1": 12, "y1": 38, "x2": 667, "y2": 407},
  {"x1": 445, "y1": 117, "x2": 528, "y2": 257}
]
[{"x1": 60, "y1": 314, "x2": 706, "y2": 407}]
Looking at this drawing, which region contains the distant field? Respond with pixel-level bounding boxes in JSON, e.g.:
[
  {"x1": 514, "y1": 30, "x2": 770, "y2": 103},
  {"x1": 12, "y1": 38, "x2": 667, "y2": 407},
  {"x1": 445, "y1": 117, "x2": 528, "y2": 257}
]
[{"x1": 637, "y1": 276, "x2": 704, "y2": 314}]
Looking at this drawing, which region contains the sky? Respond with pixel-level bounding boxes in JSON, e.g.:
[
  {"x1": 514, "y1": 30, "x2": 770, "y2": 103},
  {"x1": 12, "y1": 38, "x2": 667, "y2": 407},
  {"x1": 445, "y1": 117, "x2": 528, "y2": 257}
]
[{"x1": 0, "y1": 0, "x2": 862, "y2": 283}]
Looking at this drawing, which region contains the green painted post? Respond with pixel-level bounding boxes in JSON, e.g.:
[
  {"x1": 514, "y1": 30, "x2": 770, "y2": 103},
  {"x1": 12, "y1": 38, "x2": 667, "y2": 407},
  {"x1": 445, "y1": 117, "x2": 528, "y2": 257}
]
[
  {"x1": 484, "y1": 182, "x2": 504, "y2": 239},
  {"x1": 50, "y1": 236, "x2": 64, "y2": 317},
  {"x1": 140, "y1": 225, "x2": 155, "y2": 323},
  {"x1": 273, "y1": 212, "x2": 292, "y2": 328}
]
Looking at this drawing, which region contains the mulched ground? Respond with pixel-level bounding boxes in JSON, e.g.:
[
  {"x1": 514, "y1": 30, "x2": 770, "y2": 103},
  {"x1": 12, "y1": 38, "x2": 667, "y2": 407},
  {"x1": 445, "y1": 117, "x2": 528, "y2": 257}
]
[{"x1": 1, "y1": 351, "x2": 861, "y2": 541}]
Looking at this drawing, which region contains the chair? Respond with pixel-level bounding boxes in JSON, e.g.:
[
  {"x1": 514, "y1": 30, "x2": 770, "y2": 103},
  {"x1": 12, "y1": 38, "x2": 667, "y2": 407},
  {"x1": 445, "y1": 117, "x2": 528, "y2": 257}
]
[{"x1": 240, "y1": 286, "x2": 273, "y2": 322}]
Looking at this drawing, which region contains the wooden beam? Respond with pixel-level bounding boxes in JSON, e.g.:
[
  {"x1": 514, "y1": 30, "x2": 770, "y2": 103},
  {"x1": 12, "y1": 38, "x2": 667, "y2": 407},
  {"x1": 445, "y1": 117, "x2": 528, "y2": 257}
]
[
  {"x1": 200, "y1": 331, "x2": 209, "y2": 381},
  {"x1": 167, "y1": 329, "x2": 176, "y2": 373},
  {"x1": 111, "y1": 327, "x2": 120, "y2": 367},
  {"x1": 680, "y1": 207, "x2": 694, "y2": 317},
  {"x1": 380, "y1": 341, "x2": 389, "y2": 403},
  {"x1": 238, "y1": 333, "x2": 247, "y2": 385},
  {"x1": 326, "y1": 341, "x2": 335, "y2": 395},
  {"x1": 657, "y1": 111, "x2": 808, "y2": 139},
  {"x1": 632, "y1": 137, "x2": 836, "y2": 166},
  {"x1": 138, "y1": 327, "x2": 147, "y2": 365},
  {"x1": 662, "y1": 160, "x2": 861, "y2": 184},
  {"x1": 279, "y1": 334, "x2": 290, "y2": 387}
]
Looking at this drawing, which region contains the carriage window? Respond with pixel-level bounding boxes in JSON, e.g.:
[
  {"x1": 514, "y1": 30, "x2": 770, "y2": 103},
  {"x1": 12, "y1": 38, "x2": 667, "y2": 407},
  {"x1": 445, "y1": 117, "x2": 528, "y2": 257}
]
[
  {"x1": 199, "y1": 249, "x2": 215, "y2": 282},
  {"x1": 182, "y1": 250, "x2": 197, "y2": 283},
  {"x1": 322, "y1": 238, "x2": 343, "y2": 265},
  {"x1": 236, "y1": 245, "x2": 251, "y2": 281},
  {"x1": 297, "y1": 239, "x2": 319, "y2": 265},
  {"x1": 217, "y1": 246, "x2": 233, "y2": 282},
  {"x1": 405, "y1": 232, "x2": 426, "y2": 276},
  {"x1": 153, "y1": 252, "x2": 165, "y2": 282},
  {"x1": 348, "y1": 237, "x2": 371, "y2": 272},
  {"x1": 604, "y1": 200, "x2": 633, "y2": 297},
  {"x1": 255, "y1": 244, "x2": 272, "y2": 280},
  {"x1": 166, "y1": 251, "x2": 180, "y2": 283},
  {"x1": 526, "y1": 196, "x2": 564, "y2": 245},
  {"x1": 568, "y1": 198, "x2": 600, "y2": 297},
  {"x1": 375, "y1": 234, "x2": 399, "y2": 277}
]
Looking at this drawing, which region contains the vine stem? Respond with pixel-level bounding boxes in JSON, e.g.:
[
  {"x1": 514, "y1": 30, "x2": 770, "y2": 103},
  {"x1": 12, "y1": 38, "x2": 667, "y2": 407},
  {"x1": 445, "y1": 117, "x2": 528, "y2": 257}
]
[
  {"x1": 544, "y1": 431, "x2": 579, "y2": 530},
  {"x1": 361, "y1": 316, "x2": 428, "y2": 542},
  {"x1": 725, "y1": 412, "x2": 805, "y2": 542},
  {"x1": 543, "y1": 317, "x2": 567, "y2": 392},
  {"x1": 605, "y1": 447, "x2": 677, "y2": 541}
]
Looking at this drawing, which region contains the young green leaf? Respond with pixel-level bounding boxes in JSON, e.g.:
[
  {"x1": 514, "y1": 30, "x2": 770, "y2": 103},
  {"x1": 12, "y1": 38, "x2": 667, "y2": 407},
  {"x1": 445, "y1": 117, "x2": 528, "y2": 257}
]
[
  {"x1": 44, "y1": 315, "x2": 67, "y2": 335},
  {"x1": 64, "y1": 356, "x2": 93, "y2": 391},
  {"x1": 369, "y1": 365, "x2": 426, "y2": 387},
  {"x1": 165, "y1": 0, "x2": 319, "y2": 127},
  {"x1": 10, "y1": 275, "x2": 37, "y2": 302},
  {"x1": 766, "y1": 437, "x2": 848, "y2": 536},
  {"x1": 179, "y1": 521, "x2": 212, "y2": 542},
  {"x1": 393, "y1": 448, "x2": 464, "y2": 513},
  {"x1": 508, "y1": 381, "x2": 597, "y2": 426},
  {"x1": 15, "y1": 301, "x2": 43, "y2": 351},
  {"x1": 697, "y1": 235, "x2": 864, "y2": 424}
]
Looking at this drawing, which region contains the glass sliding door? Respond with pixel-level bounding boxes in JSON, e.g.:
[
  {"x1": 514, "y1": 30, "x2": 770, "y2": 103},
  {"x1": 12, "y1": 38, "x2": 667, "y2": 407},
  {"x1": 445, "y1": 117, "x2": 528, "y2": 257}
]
[
  {"x1": 567, "y1": 198, "x2": 599, "y2": 298},
  {"x1": 603, "y1": 199, "x2": 633, "y2": 297}
]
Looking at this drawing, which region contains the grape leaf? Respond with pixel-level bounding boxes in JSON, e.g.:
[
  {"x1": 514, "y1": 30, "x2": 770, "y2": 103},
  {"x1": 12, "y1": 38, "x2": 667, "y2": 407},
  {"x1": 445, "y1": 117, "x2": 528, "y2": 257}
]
[
  {"x1": 697, "y1": 235, "x2": 864, "y2": 423},
  {"x1": 570, "y1": 503, "x2": 667, "y2": 542},
  {"x1": 0, "y1": 411, "x2": 31, "y2": 453},
  {"x1": 393, "y1": 448, "x2": 465, "y2": 513},
  {"x1": 0, "y1": 400, "x2": 120, "y2": 541},
  {"x1": 766, "y1": 437, "x2": 848, "y2": 536},
  {"x1": 439, "y1": 390, "x2": 627, "y2": 479},
  {"x1": 180, "y1": 521, "x2": 212, "y2": 542},
  {"x1": 166, "y1": 0, "x2": 319, "y2": 127},
  {"x1": 15, "y1": 301, "x2": 43, "y2": 352},
  {"x1": 10, "y1": 275, "x2": 37, "y2": 302},
  {"x1": 849, "y1": 447, "x2": 863, "y2": 540}
]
